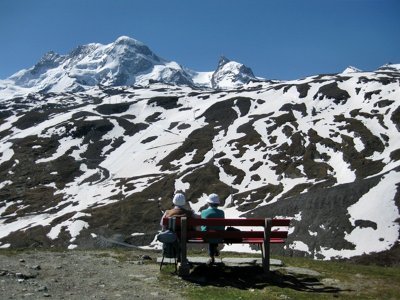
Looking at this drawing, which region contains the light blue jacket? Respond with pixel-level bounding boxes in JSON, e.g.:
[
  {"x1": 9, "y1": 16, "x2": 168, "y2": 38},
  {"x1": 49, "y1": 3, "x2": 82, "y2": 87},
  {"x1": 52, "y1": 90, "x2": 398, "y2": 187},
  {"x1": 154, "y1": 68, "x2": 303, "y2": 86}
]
[{"x1": 200, "y1": 206, "x2": 225, "y2": 232}]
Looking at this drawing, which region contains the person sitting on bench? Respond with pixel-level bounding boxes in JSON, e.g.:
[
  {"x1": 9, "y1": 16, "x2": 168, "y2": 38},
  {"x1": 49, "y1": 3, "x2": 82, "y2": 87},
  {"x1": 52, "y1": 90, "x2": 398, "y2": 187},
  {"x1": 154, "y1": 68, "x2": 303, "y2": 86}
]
[
  {"x1": 160, "y1": 192, "x2": 196, "y2": 230},
  {"x1": 200, "y1": 193, "x2": 225, "y2": 265}
]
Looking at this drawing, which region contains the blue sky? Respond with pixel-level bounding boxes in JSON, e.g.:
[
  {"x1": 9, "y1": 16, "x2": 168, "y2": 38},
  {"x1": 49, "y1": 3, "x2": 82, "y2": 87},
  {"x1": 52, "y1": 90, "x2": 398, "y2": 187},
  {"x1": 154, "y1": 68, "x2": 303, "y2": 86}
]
[{"x1": 0, "y1": 0, "x2": 399, "y2": 80}]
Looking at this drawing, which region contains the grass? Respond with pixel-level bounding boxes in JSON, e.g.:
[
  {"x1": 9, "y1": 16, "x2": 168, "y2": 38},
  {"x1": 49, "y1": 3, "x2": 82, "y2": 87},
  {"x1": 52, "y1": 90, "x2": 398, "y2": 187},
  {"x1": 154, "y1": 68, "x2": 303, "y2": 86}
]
[{"x1": 158, "y1": 251, "x2": 400, "y2": 300}]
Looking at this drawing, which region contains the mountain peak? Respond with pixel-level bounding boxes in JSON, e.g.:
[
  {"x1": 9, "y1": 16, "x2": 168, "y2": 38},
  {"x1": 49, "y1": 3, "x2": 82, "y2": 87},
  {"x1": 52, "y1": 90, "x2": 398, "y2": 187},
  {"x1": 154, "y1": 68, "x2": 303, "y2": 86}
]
[
  {"x1": 218, "y1": 56, "x2": 231, "y2": 68},
  {"x1": 342, "y1": 66, "x2": 362, "y2": 74},
  {"x1": 113, "y1": 36, "x2": 148, "y2": 50},
  {"x1": 115, "y1": 35, "x2": 140, "y2": 44},
  {"x1": 211, "y1": 56, "x2": 256, "y2": 89}
]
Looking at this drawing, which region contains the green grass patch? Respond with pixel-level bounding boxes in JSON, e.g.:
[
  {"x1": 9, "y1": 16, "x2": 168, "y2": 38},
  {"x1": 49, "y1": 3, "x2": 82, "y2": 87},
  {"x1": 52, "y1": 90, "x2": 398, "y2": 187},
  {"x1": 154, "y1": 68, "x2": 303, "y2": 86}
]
[{"x1": 159, "y1": 253, "x2": 400, "y2": 300}]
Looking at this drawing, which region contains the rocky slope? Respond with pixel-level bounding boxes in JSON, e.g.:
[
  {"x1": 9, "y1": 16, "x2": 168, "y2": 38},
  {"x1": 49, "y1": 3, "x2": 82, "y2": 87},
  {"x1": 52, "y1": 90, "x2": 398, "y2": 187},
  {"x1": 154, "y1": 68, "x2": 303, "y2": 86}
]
[{"x1": 0, "y1": 38, "x2": 399, "y2": 261}]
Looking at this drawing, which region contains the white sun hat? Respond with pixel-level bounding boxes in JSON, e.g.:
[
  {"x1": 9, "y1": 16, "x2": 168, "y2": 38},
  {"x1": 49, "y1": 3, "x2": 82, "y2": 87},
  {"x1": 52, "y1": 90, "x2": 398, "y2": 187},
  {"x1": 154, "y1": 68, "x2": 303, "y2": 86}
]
[
  {"x1": 207, "y1": 193, "x2": 220, "y2": 205},
  {"x1": 173, "y1": 193, "x2": 186, "y2": 206}
]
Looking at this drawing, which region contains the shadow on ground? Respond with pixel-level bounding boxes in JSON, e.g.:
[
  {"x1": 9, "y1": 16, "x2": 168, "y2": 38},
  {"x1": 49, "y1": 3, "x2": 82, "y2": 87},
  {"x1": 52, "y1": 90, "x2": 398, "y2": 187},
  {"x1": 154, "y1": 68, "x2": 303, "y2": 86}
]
[{"x1": 183, "y1": 264, "x2": 346, "y2": 294}]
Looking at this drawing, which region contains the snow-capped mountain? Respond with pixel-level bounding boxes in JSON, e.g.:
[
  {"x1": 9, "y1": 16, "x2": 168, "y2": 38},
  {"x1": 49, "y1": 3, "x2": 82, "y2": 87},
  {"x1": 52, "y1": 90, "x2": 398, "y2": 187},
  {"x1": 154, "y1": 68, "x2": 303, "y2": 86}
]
[
  {"x1": 377, "y1": 63, "x2": 400, "y2": 73},
  {"x1": 342, "y1": 66, "x2": 362, "y2": 74},
  {"x1": 4, "y1": 36, "x2": 194, "y2": 93},
  {"x1": 211, "y1": 56, "x2": 258, "y2": 89},
  {"x1": 0, "y1": 37, "x2": 399, "y2": 262},
  {"x1": 0, "y1": 36, "x2": 257, "y2": 95}
]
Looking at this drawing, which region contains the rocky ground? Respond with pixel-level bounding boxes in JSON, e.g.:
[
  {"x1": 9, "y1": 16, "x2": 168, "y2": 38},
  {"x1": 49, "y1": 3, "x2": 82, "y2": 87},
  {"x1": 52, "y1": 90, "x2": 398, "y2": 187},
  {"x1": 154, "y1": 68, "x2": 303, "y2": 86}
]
[
  {"x1": 0, "y1": 248, "x2": 342, "y2": 300},
  {"x1": 2, "y1": 248, "x2": 398, "y2": 300},
  {"x1": 0, "y1": 248, "x2": 182, "y2": 299}
]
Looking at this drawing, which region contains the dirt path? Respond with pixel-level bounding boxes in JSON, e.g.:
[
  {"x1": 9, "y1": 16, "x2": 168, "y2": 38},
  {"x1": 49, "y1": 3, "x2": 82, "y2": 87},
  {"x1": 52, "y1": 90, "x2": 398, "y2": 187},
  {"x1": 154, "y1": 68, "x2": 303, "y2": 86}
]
[{"x1": 0, "y1": 249, "x2": 183, "y2": 299}]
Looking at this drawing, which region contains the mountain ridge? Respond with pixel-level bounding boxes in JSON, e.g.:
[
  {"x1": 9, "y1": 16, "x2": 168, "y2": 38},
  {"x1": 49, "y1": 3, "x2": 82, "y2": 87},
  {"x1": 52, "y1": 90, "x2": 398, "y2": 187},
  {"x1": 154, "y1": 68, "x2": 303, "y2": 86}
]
[{"x1": 1, "y1": 36, "x2": 259, "y2": 94}]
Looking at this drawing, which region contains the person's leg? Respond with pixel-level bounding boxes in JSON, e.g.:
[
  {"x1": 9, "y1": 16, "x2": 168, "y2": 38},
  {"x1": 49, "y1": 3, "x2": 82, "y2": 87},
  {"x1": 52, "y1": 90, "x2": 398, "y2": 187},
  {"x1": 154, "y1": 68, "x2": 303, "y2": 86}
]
[
  {"x1": 207, "y1": 243, "x2": 218, "y2": 264},
  {"x1": 214, "y1": 244, "x2": 220, "y2": 257}
]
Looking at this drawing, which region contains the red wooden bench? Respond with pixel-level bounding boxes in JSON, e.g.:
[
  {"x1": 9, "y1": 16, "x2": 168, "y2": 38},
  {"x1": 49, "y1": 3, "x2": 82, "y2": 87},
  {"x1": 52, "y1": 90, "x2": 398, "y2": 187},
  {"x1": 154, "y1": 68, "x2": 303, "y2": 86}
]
[{"x1": 161, "y1": 217, "x2": 290, "y2": 276}]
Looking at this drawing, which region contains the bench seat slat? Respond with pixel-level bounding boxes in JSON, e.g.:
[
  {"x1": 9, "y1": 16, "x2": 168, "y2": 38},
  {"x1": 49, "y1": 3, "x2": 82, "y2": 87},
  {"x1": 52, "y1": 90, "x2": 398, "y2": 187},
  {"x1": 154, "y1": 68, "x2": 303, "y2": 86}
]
[
  {"x1": 187, "y1": 238, "x2": 286, "y2": 244},
  {"x1": 186, "y1": 230, "x2": 288, "y2": 239},
  {"x1": 242, "y1": 238, "x2": 286, "y2": 244},
  {"x1": 185, "y1": 218, "x2": 291, "y2": 227}
]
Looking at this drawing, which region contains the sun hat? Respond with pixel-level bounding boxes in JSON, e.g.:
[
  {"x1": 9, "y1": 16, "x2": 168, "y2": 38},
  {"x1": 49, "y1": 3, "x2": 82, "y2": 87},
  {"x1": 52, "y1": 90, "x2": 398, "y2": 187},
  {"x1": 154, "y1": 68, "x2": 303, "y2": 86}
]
[
  {"x1": 173, "y1": 193, "x2": 186, "y2": 206},
  {"x1": 207, "y1": 193, "x2": 220, "y2": 205}
]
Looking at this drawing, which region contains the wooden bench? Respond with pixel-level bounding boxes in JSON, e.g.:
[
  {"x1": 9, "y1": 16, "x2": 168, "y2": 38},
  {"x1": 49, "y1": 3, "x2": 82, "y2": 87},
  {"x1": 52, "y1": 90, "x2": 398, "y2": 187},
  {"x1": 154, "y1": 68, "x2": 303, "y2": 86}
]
[{"x1": 161, "y1": 217, "x2": 290, "y2": 276}]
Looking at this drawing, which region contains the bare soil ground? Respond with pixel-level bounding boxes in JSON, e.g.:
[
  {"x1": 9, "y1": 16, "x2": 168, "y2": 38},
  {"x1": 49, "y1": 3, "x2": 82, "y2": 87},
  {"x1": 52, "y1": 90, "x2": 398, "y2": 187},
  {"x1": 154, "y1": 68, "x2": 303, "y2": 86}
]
[{"x1": 0, "y1": 249, "x2": 182, "y2": 300}]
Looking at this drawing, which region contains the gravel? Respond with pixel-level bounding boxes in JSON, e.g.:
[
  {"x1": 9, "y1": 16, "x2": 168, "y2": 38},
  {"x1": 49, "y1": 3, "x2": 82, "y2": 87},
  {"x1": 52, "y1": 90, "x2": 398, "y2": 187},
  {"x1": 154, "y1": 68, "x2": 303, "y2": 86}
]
[{"x1": 0, "y1": 249, "x2": 183, "y2": 299}]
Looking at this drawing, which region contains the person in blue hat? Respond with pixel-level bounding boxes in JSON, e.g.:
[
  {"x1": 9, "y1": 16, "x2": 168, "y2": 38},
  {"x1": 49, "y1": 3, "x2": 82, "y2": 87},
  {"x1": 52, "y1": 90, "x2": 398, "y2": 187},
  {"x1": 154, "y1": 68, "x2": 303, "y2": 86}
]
[{"x1": 201, "y1": 193, "x2": 225, "y2": 265}]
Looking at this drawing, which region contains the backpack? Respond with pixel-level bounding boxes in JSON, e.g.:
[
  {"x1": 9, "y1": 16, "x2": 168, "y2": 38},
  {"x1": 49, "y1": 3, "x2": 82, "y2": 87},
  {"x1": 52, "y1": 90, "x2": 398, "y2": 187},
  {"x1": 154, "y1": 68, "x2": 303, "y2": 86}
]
[
  {"x1": 225, "y1": 226, "x2": 242, "y2": 244},
  {"x1": 156, "y1": 229, "x2": 180, "y2": 271},
  {"x1": 157, "y1": 229, "x2": 177, "y2": 244}
]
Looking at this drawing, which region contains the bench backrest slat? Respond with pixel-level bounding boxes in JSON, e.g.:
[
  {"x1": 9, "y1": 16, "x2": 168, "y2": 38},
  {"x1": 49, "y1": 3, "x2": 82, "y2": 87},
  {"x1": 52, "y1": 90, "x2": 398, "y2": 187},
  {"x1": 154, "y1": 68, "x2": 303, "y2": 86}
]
[
  {"x1": 162, "y1": 217, "x2": 291, "y2": 227},
  {"x1": 188, "y1": 218, "x2": 265, "y2": 226}
]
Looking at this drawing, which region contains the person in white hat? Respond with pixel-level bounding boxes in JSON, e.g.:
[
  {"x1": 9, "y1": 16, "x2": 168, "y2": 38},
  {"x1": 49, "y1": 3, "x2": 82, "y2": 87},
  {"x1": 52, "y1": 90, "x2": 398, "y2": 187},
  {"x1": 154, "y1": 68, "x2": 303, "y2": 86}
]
[
  {"x1": 160, "y1": 192, "x2": 195, "y2": 229},
  {"x1": 200, "y1": 193, "x2": 225, "y2": 265}
]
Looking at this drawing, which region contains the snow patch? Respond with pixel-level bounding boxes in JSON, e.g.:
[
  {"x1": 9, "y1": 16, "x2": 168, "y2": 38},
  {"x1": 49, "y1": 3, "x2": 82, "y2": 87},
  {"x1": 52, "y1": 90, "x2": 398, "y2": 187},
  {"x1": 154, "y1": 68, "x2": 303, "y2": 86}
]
[
  {"x1": 289, "y1": 241, "x2": 310, "y2": 253},
  {"x1": 131, "y1": 232, "x2": 145, "y2": 236}
]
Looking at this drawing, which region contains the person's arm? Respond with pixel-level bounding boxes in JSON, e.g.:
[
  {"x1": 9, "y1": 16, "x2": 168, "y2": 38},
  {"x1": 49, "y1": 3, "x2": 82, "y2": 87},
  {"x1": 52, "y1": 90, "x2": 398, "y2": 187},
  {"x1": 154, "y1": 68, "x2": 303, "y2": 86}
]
[
  {"x1": 200, "y1": 210, "x2": 207, "y2": 231},
  {"x1": 160, "y1": 211, "x2": 167, "y2": 229}
]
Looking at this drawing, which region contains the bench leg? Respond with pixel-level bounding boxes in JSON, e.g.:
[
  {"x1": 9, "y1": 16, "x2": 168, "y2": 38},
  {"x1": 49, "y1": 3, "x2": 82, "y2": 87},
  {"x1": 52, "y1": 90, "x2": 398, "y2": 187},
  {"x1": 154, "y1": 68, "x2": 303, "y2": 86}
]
[
  {"x1": 178, "y1": 261, "x2": 190, "y2": 277},
  {"x1": 178, "y1": 217, "x2": 190, "y2": 277},
  {"x1": 262, "y1": 241, "x2": 270, "y2": 273},
  {"x1": 178, "y1": 244, "x2": 190, "y2": 277},
  {"x1": 262, "y1": 218, "x2": 272, "y2": 274}
]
